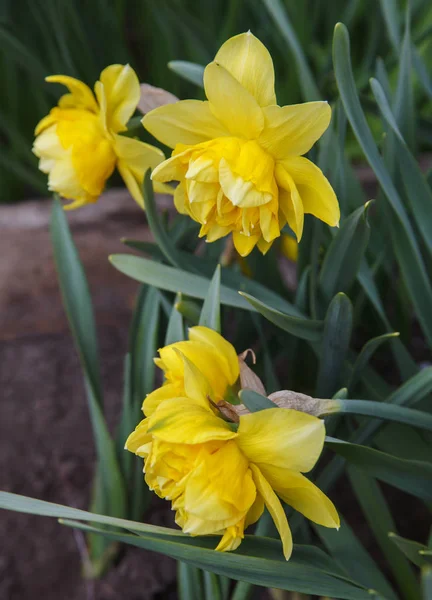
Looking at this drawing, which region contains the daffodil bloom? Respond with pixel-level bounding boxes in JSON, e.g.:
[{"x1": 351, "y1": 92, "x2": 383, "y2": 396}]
[
  {"x1": 126, "y1": 326, "x2": 339, "y2": 559},
  {"x1": 33, "y1": 65, "x2": 171, "y2": 210},
  {"x1": 143, "y1": 33, "x2": 339, "y2": 256}
]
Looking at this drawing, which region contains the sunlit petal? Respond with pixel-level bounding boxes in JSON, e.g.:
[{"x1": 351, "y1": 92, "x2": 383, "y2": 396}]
[
  {"x1": 237, "y1": 408, "x2": 325, "y2": 473},
  {"x1": 259, "y1": 102, "x2": 331, "y2": 158},
  {"x1": 204, "y1": 62, "x2": 264, "y2": 139},
  {"x1": 215, "y1": 31, "x2": 276, "y2": 107},
  {"x1": 143, "y1": 100, "x2": 229, "y2": 148},
  {"x1": 250, "y1": 464, "x2": 292, "y2": 560}
]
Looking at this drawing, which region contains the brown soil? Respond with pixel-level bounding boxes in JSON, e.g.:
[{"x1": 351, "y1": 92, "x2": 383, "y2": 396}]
[{"x1": 0, "y1": 191, "x2": 177, "y2": 600}]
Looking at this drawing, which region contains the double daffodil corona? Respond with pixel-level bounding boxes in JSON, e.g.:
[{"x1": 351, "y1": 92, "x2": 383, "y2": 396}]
[
  {"x1": 33, "y1": 65, "x2": 171, "y2": 209},
  {"x1": 144, "y1": 32, "x2": 340, "y2": 256},
  {"x1": 126, "y1": 326, "x2": 339, "y2": 559}
]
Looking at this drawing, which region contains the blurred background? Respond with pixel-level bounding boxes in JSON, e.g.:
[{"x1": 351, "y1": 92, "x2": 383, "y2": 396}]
[{"x1": 1, "y1": 0, "x2": 432, "y2": 203}]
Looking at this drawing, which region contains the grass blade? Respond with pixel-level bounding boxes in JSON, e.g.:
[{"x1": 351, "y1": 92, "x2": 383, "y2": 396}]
[
  {"x1": 326, "y1": 438, "x2": 432, "y2": 502},
  {"x1": 319, "y1": 203, "x2": 371, "y2": 303},
  {"x1": 316, "y1": 293, "x2": 352, "y2": 397},
  {"x1": 239, "y1": 292, "x2": 324, "y2": 341},
  {"x1": 348, "y1": 467, "x2": 420, "y2": 600},
  {"x1": 199, "y1": 265, "x2": 221, "y2": 332},
  {"x1": 168, "y1": 60, "x2": 204, "y2": 87},
  {"x1": 333, "y1": 23, "x2": 432, "y2": 348},
  {"x1": 261, "y1": 0, "x2": 320, "y2": 101}
]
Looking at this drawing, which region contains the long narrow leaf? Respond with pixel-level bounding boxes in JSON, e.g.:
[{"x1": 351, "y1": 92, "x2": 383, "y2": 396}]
[{"x1": 333, "y1": 23, "x2": 432, "y2": 348}]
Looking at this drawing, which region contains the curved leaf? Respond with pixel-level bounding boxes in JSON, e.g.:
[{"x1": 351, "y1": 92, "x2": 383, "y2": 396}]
[
  {"x1": 240, "y1": 292, "x2": 324, "y2": 341},
  {"x1": 168, "y1": 60, "x2": 204, "y2": 87}
]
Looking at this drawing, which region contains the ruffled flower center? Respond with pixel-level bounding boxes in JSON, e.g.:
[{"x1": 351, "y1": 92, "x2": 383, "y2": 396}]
[{"x1": 170, "y1": 137, "x2": 280, "y2": 248}]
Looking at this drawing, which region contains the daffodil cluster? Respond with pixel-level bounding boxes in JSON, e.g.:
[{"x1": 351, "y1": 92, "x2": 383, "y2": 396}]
[
  {"x1": 144, "y1": 32, "x2": 340, "y2": 256},
  {"x1": 126, "y1": 326, "x2": 339, "y2": 559},
  {"x1": 33, "y1": 65, "x2": 171, "y2": 209}
]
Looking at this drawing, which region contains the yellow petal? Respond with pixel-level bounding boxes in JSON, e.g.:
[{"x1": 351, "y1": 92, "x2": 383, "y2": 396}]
[
  {"x1": 125, "y1": 418, "x2": 151, "y2": 454},
  {"x1": 174, "y1": 182, "x2": 187, "y2": 214},
  {"x1": 95, "y1": 64, "x2": 140, "y2": 133},
  {"x1": 159, "y1": 340, "x2": 234, "y2": 400},
  {"x1": 250, "y1": 464, "x2": 292, "y2": 560},
  {"x1": 202, "y1": 224, "x2": 231, "y2": 242},
  {"x1": 46, "y1": 75, "x2": 98, "y2": 113},
  {"x1": 34, "y1": 113, "x2": 57, "y2": 136},
  {"x1": 262, "y1": 468, "x2": 340, "y2": 529},
  {"x1": 147, "y1": 398, "x2": 237, "y2": 443},
  {"x1": 185, "y1": 441, "x2": 256, "y2": 521},
  {"x1": 259, "y1": 102, "x2": 331, "y2": 159},
  {"x1": 280, "y1": 156, "x2": 340, "y2": 227},
  {"x1": 151, "y1": 150, "x2": 190, "y2": 183},
  {"x1": 275, "y1": 164, "x2": 304, "y2": 240},
  {"x1": 176, "y1": 349, "x2": 212, "y2": 406},
  {"x1": 215, "y1": 521, "x2": 245, "y2": 552},
  {"x1": 233, "y1": 231, "x2": 260, "y2": 257},
  {"x1": 219, "y1": 158, "x2": 272, "y2": 208},
  {"x1": 114, "y1": 134, "x2": 170, "y2": 208},
  {"x1": 188, "y1": 326, "x2": 240, "y2": 384},
  {"x1": 259, "y1": 207, "x2": 280, "y2": 243},
  {"x1": 143, "y1": 383, "x2": 180, "y2": 416},
  {"x1": 215, "y1": 32, "x2": 276, "y2": 107},
  {"x1": 204, "y1": 62, "x2": 264, "y2": 139},
  {"x1": 237, "y1": 408, "x2": 325, "y2": 473},
  {"x1": 256, "y1": 238, "x2": 273, "y2": 255},
  {"x1": 143, "y1": 100, "x2": 229, "y2": 148},
  {"x1": 245, "y1": 492, "x2": 265, "y2": 528}
]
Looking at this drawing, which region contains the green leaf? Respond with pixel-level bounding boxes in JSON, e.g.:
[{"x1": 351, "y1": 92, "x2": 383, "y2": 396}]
[
  {"x1": 121, "y1": 240, "x2": 303, "y2": 317},
  {"x1": 239, "y1": 292, "x2": 324, "y2": 341},
  {"x1": 110, "y1": 254, "x2": 301, "y2": 317},
  {"x1": 388, "y1": 533, "x2": 432, "y2": 568},
  {"x1": 261, "y1": 0, "x2": 320, "y2": 101},
  {"x1": 165, "y1": 295, "x2": 185, "y2": 345},
  {"x1": 422, "y1": 567, "x2": 432, "y2": 600},
  {"x1": 335, "y1": 400, "x2": 432, "y2": 433},
  {"x1": 178, "y1": 562, "x2": 204, "y2": 600},
  {"x1": 168, "y1": 60, "x2": 204, "y2": 87},
  {"x1": 0, "y1": 492, "x2": 369, "y2": 598},
  {"x1": 239, "y1": 389, "x2": 275, "y2": 412},
  {"x1": 63, "y1": 522, "x2": 369, "y2": 599},
  {"x1": 175, "y1": 296, "x2": 201, "y2": 325},
  {"x1": 116, "y1": 353, "x2": 134, "y2": 477},
  {"x1": 378, "y1": 0, "x2": 400, "y2": 52},
  {"x1": 333, "y1": 23, "x2": 432, "y2": 348},
  {"x1": 313, "y1": 516, "x2": 397, "y2": 600},
  {"x1": 370, "y1": 77, "x2": 432, "y2": 257},
  {"x1": 316, "y1": 293, "x2": 352, "y2": 397},
  {"x1": 204, "y1": 571, "x2": 223, "y2": 600},
  {"x1": 110, "y1": 254, "x2": 250, "y2": 309},
  {"x1": 393, "y1": 5, "x2": 415, "y2": 149},
  {"x1": 50, "y1": 199, "x2": 126, "y2": 521},
  {"x1": 142, "y1": 170, "x2": 184, "y2": 269},
  {"x1": 326, "y1": 438, "x2": 432, "y2": 502},
  {"x1": 319, "y1": 203, "x2": 371, "y2": 303},
  {"x1": 348, "y1": 467, "x2": 420, "y2": 600},
  {"x1": 50, "y1": 197, "x2": 102, "y2": 405},
  {"x1": 199, "y1": 265, "x2": 221, "y2": 332},
  {"x1": 348, "y1": 333, "x2": 400, "y2": 393}
]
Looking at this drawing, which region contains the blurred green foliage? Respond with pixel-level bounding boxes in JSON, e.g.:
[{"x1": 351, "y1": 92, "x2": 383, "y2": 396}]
[{"x1": 1, "y1": 0, "x2": 432, "y2": 202}]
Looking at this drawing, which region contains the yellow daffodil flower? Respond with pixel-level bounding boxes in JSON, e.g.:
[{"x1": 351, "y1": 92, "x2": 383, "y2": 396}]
[
  {"x1": 143, "y1": 32, "x2": 340, "y2": 256},
  {"x1": 33, "y1": 65, "x2": 172, "y2": 210},
  {"x1": 126, "y1": 326, "x2": 339, "y2": 559}
]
